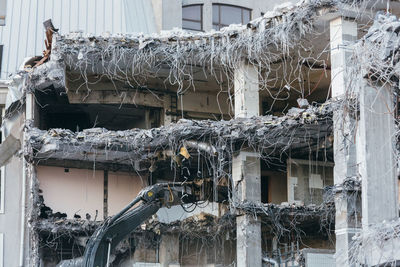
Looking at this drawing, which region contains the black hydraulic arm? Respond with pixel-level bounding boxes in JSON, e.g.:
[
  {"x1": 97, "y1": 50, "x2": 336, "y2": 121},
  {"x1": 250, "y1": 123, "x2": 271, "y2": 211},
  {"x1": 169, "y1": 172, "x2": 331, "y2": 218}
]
[{"x1": 83, "y1": 183, "x2": 197, "y2": 267}]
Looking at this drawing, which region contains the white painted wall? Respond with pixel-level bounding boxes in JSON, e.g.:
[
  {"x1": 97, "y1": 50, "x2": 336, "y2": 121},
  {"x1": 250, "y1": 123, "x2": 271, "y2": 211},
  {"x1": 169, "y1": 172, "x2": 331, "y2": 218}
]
[
  {"x1": 0, "y1": 113, "x2": 24, "y2": 267},
  {"x1": 0, "y1": 108, "x2": 5, "y2": 215}
]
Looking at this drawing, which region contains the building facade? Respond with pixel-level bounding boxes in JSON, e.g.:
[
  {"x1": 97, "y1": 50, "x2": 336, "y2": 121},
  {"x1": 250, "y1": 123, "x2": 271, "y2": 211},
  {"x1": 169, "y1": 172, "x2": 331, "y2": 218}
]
[{"x1": 0, "y1": 0, "x2": 400, "y2": 267}]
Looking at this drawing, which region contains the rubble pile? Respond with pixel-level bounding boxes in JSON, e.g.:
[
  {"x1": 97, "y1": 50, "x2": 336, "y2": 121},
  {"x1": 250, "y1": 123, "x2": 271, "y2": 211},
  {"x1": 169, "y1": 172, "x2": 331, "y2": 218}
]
[
  {"x1": 36, "y1": 218, "x2": 100, "y2": 235},
  {"x1": 352, "y1": 12, "x2": 400, "y2": 85},
  {"x1": 142, "y1": 212, "x2": 235, "y2": 237},
  {"x1": 36, "y1": 201, "x2": 334, "y2": 244},
  {"x1": 350, "y1": 218, "x2": 400, "y2": 266}
]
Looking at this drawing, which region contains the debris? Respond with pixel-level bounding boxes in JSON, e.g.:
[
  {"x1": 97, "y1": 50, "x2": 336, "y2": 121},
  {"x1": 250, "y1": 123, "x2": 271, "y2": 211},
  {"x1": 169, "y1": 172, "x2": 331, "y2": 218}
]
[
  {"x1": 0, "y1": 134, "x2": 21, "y2": 167},
  {"x1": 297, "y1": 98, "x2": 309, "y2": 108},
  {"x1": 179, "y1": 146, "x2": 190, "y2": 159},
  {"x1": 26, "y1": 101, "x2": 335, "y2": 166},
  {"x1": 33, "y1": 19, "x2": 58, "y2": 67}
]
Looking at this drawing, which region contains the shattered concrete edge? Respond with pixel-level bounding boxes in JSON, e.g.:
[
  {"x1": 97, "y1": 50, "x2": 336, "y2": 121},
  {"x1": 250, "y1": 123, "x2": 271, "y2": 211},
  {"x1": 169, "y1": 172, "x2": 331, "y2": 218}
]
[
  {"x1": 48, "y1": 0, "x2": 366, "y2": 93},
  {"x1": 25, "y1": 100, "x2": 335, "y2": 165}
]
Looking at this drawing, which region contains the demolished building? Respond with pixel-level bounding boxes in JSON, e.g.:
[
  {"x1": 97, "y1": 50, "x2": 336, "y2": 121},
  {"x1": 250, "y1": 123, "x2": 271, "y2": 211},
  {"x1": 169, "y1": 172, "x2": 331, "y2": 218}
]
[{"x1": 2, "y1": 0, "x2": 400, "y2": 266}]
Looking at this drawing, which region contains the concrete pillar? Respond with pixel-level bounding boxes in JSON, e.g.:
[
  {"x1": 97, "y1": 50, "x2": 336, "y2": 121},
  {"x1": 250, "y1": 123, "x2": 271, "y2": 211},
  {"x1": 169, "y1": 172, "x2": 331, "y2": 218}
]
[
  {"x1": 144, "y1": 110, "x2": 151, "y2": 129},
  {"x1": 330, "y1": 17, "x2": 358, "y2": 98},
  {"x1": 163, "y1": 94, "x2": 173, "y2": 126},
  {"x1": 329, "y1": 17, "x2": 360, "y2": 267},
  {"x1": 232, "y1": 153, "x2": 261, "y2": 203},
  {"x1": 234, "y1": 62, "x2": 260, "y2": 118},
  {"x1": 159, "y1": 234, "x2": 180, "y2": 267},
  {"x1": 25, "y1": 92, "x2": 39, "y2": 266},
  {"x1": 203, "y1": 1, "x2": 213, "y2": 32},
  {"x1": 233, "y1": 61, "x2": 262, "y2": 267},
  {"x1": 232, "y1": 152, "x2": 262, "y2": 267},
  {"x1": 354, "y1": 80, "x2": 399, "y2": 266},
  {"x1": 357, "y1": 81, "x2": 398, "y2": 227}
]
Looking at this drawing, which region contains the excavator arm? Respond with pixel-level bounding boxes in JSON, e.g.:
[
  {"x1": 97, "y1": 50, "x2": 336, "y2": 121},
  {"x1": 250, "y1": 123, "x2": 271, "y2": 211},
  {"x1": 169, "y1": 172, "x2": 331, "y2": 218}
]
[{"x1": 83, "y1": 183, "x2": 205, "y2": 267}]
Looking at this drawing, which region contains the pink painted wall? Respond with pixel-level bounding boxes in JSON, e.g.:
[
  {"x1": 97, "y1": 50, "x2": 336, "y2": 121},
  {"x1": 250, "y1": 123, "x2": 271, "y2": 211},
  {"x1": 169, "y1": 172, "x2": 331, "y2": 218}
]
[
  {"x1": 108, "y1": 172, "x2": 147, "y2": 215},
  {"x1": 37, "y1": 166, "x2": 146, "y2": 220}
]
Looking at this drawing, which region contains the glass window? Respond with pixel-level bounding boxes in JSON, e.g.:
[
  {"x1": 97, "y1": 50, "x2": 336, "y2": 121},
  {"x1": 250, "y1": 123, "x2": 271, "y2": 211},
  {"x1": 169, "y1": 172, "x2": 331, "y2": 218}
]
[
  {"x1": 212, "y1": 5, "x2": 219, "y2": 25},
  {"x1": 182, "y1": 5, "x2": 203, "y2": 31},
  {"x1": 243, "y1": 9, "x2": 251, "y2": 23},
  {"x1": 212, "y1": 4, "x2": 251, "y2": 30}
]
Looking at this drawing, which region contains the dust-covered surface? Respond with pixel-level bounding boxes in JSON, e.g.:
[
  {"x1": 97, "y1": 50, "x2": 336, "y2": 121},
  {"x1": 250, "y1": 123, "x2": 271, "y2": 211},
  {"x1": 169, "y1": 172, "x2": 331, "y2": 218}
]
[
  {"x1": 25, "y1": 101, "x2": 334, "y2": 165},
  {"x1": 10, "y1": 0, "x2": 400, "y2": 266}
]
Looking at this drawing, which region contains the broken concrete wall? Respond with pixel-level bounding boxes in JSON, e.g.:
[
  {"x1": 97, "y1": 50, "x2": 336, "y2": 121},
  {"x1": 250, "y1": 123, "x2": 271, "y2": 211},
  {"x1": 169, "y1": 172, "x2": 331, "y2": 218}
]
[
  {"x1": 287, "y1": 159, "x2": 334, "y2": 205},
  {"x1": 37, "y1": 166, "x2": 147, "y2": 220}
]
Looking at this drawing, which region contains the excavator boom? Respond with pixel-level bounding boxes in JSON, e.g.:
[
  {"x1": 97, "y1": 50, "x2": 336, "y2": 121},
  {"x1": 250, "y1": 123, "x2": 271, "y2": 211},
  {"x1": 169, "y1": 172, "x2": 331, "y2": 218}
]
[{"x1": 83, "y1": 183, "x2": 205, "y2": 267}]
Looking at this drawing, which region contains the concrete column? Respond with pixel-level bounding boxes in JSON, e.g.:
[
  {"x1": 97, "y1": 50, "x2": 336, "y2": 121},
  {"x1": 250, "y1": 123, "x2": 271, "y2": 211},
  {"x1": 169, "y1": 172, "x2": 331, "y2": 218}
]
[
  {"x1": 144, "y1": 110, "x2": 151, "y2": 129},
  {"x1": 203, "y1": 1, "x2": 212, "y2": 32},
  {"x1": 330, "y1": 17, "x2": 358, "y2": 98},
  {"x1": 232, "y1": 152, "x2": 262, "y2": 267},
  {"x1": 354, "y1": 80, "x2": 399, "y2": 266},
  {"x1": 233, "y1": 61, "x2": 262, "y2": 267},
  {"x1": 232, "y1": 152, "x2": 261, "y2": 203},
  {"x1": 234, "y1": 62, "x2": 260, "y2": 118},
  {"x1": 159, "y1": 234, "x2": 180, "y2": 267},
  {"x1": 330, "y1": 17, "x2": 360, "y2": 267},
  {"x1": 25, "y1": 92, "x2": 39, "y2": 266},
  {"x1": 357, "y1": 81, "x2": 398, "y2": 227},
  {"x1": 163, "y1": 94, "x2": 173, "y2": 126}
]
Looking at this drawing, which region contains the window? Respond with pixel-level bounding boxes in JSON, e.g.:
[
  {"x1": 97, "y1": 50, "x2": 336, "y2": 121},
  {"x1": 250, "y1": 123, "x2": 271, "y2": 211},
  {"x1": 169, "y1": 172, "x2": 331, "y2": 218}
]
[
  {"x1": 213, "y1": 4, "x2": 251, "y2": 30},
  {"x1": 182, "y1": 4, "x2": 203, "y2": 31}
]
